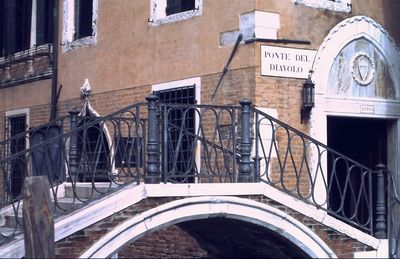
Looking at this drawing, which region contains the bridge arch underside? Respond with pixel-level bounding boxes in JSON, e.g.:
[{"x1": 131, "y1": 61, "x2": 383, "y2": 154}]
[{"x1": 81, "y1": 196, "x2": 336, "y2": 258}]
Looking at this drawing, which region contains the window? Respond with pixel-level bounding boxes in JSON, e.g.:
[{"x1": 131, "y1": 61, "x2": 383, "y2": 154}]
[
  {"x1": 0, "y1": 0, "x2": 32, "y2": 57},
  {"x1": 62, "y1": 0, "x2": 98, "y2": 52},
  {"x1": 149, "y1": 0, "x2": 202, "y2": 26},
  {"x1": 74, "y1": 0, "x2": 93, "y2": 40},
  {"x1": 292, "y1": 0, "x2": 351, "y2": 13},
  {"x1": 154, "y1": 85, "x2": 196, "y2": 183},
  {"x1": 5, "y1": 110, "x2": 28, "y2": 199},
  {"x1": 152, "y1": 77, "x2": 201, "y2": 183},
  {"x1": 36, "y1": 0, "x2": 54, "y2": 46},
  {"x1": 166, "y1": 0, "x2": 195, "y2": 16},
  {"x1": 0, "y1": 0, "x2": 54, "y2": 57},
  {"x1": 0, "y1": 0, "x2": 54, "y2": 86}
]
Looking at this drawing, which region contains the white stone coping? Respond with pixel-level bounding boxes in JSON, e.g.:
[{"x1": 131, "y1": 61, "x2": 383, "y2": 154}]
[
  {"x1": 80, "y1": 195, "x2": 336, "y2": 258},
  {"x1": 0, "y1": 182, "x2": 385, "y2": 258}
]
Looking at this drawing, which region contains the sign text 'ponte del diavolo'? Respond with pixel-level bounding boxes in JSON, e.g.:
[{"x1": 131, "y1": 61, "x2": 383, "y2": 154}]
[{"x1": 261, "y1": 45, "x2": 317, "y2": 79}]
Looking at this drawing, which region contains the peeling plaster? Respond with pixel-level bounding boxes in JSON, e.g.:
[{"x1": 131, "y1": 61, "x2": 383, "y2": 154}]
[
  {"x1": 292, "y1": 0, "x2": 352, "y2": 13},
  {"x1": 220, "y1": 11, "x2": 280, "y2": 47},
  {"x1": 149, "y1": 0, "x2": 202, "y2": 26}
]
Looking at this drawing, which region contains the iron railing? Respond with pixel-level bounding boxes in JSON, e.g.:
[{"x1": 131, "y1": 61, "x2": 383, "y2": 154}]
[
  {"x1": 0, "y1": 96, "x2": 393, "y2": 253},
  {"x1": 251, "y1": 107, "x2": 380, "y2": 234},
  {"x1": 0, "y1": 102, "x2": 146, "y2": 244},
  {"x1": 388, "y1": 168, "x2": 400, "y2": 258}
]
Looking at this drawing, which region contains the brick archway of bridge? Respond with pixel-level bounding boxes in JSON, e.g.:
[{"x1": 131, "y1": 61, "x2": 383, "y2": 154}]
[
  {"x1": 46, "y1": 183, "x2": 385, "y2": 258},
  {"x1": 80, "y1": 195, "x2": 336, "y2": 258}
]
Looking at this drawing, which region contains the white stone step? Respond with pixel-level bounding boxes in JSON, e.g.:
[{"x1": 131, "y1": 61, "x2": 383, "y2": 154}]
[{"x1": 64, "y1": 182, "x2": 119, "y2": 199}]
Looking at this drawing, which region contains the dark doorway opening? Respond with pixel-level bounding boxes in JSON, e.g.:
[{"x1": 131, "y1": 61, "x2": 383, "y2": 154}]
[
  {"x1": 327, "y1": 116, "x2": 388, "y2": 230},
  {"x1": 30, "y1": 125, "x2": 63, "y2": 182},
  {"x1": 78, "y1": 120, "x2": 111, "y2": 182},
  {"x1": 328, "y1": 116, "x2": 387, "y2": 168}
]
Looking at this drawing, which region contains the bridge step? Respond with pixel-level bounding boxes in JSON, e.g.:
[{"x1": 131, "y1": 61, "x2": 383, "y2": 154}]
[
  {"x1": 0, "y1": 227, "x2": 22, "y2": 237},
  {"x1": 64, "y1": 182, "x2": 119, "y2": 200},
  {"x1": 0, "y1": 182, "x2": 117, "y2": 230}
]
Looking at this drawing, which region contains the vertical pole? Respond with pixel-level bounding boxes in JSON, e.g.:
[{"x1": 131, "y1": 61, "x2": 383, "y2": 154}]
[
  {"x1": 145, "y1": 95, "x2": 160, "y2": 184},
  {"x1": 238, "y1": 99, "x2": 253, "y2": 183},
  {"x1": 162, "y1": 105, "x2": 168, "y2": 183},
  {"x1": 50, "y1": 0, "x2": 59, "y2": 121},
  {"x1": 254, "y1": 112, "x2": 260, "y2": 182},
  {"x1": 375, "y1": 163, "x2": 387, "y2": 239},
  {"x1": 135, "y1": 105, "x2": 141, "y2": 184},
  {"x1": 68, "y1": 110, "x2": 80, "y2": 183},
  {"x1": 23, "y1": 176, "x2": 55, "y2": 258}
]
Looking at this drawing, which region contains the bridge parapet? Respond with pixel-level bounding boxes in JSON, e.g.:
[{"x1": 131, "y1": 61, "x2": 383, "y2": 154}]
[{"x1": 0, "y1": 97, "x2": 395, "y2": 256}]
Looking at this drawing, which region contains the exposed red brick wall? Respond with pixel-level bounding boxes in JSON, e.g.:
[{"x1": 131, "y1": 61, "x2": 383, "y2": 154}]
[
  {"x1": 250, "y1": 196, "x2": 371, "y2": 258},
  {"x1": 118, "y1": 225, "x2": 208, "y2": 258},
  {"x1": 55, "y1": 195, "x2": 373, "y2": 258}
]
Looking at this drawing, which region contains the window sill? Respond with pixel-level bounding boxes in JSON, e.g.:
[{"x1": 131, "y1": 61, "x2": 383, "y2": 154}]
[
  {"x1": 149, "y1": 8, "x2": 202, "y2": 26},
  {"x1": 61, "y1": 35, "x2": 97, "y2": 53},
  {"x1": 0, "y1": 44, "x2": 53, "y2": 65},
  {"x1": 292, "y1": 0, "x2": 352, "y2": 13},
  {"x1": 0, "y1": 44, "x2": 53, "y2": 88}
]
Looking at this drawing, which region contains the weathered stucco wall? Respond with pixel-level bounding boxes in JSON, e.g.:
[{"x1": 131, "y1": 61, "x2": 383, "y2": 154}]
[{"x1": 1, "y1": 0, "x2": 399, "y2": 128}]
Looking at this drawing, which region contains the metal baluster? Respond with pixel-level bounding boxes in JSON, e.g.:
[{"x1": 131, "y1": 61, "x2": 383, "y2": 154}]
[
  {"x1": 375, "y1": 163, "x2": 387, "y2": 239},
  {"x1": 145, "y1": 95, "x2": 160, "y2": 184},
  {"x1": 68, "y1": 110, "x2": 80, "y2": 183},
  {"x1": 238, "y1": 99, "x2": 253, "y2": 183}
]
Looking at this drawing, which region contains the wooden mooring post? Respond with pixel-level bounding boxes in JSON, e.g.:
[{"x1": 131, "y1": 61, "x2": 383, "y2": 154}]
[{"x1": 23, "y1": 176, "x2": 55, "y2": 258}]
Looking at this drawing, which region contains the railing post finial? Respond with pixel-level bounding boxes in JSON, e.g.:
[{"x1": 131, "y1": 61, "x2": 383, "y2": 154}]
[
  {"x1": 375, "y1": 163, "x2": 387, "y2": 239},
  {"x1": 145, "y1": 95, "x2": 160, "y2": 184},
  {"x1": 238, "y1": 98, "x2": 253, "y2": 183}
]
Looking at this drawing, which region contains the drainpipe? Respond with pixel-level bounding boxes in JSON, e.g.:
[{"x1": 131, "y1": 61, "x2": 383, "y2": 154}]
[{"x1": 50, "y1": 0, "x2": 59, "y2": 121}]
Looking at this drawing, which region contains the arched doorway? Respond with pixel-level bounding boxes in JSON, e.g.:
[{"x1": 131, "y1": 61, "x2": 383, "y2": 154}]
[
  {"x1": 310, "y1": 16, "x2": 400, "y2": 231},
  {"x1": 80, "y1": 196, "x2": 336, "y2": 258},
  {"x1": 78, "y1": 101, "x2": 114, "y2": 182},
  {"x1": 311, "y1": 16, "x2": 400, "y2": 166}
]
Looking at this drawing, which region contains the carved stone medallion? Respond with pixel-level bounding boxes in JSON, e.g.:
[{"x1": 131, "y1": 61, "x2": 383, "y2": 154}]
[{"x1": 350, "y1": 53, "x2": 375, "y2": 86}]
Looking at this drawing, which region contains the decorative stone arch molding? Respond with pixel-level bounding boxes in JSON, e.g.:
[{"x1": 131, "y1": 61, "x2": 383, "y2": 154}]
[
  {"x1": 310, "y1": 16, "x2": 400, "y2": 144},
  {"x1": 80, "y1": 196, "x2": 336, "y2": 258},
  {"x1": 312, "y1": 15, "x2": 400, "y2": 97}
]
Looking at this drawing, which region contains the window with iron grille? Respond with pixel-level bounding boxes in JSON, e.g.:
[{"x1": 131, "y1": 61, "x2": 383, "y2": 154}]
[
  {"x1": 154, "y1": 85, "x2": 196, "y2": 183},
  {"x1": 5, "y1": 113, "x2": 27, "y2": 199}
]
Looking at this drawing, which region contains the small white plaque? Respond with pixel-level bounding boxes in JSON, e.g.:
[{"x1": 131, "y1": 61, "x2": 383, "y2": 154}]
[
  {"x1": 261, "y1": 45, "x2": 317, "y2": 79},
  {"x1": 360, "y1": 105, "x2": 375, "y2": 114}
]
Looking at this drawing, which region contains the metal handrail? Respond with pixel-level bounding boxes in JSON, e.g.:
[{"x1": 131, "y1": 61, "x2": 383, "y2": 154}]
[
  {"x1": 387, "y1": 169, "x2": 400, "y2": 258},
  {"x1": 0, "y1": 102, "x2": 146, "y2": 244},
  {"x1": 252, "y1": 107, "x2": 374, "y2": 233},
  {"x1": 0, "y1": 97, "x2": 391, "y2": 249}
]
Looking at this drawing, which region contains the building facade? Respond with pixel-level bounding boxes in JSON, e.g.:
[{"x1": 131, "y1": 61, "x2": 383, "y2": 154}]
[{"x1": 0, "y1": 0, "x2": 400, "y2": 257}]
